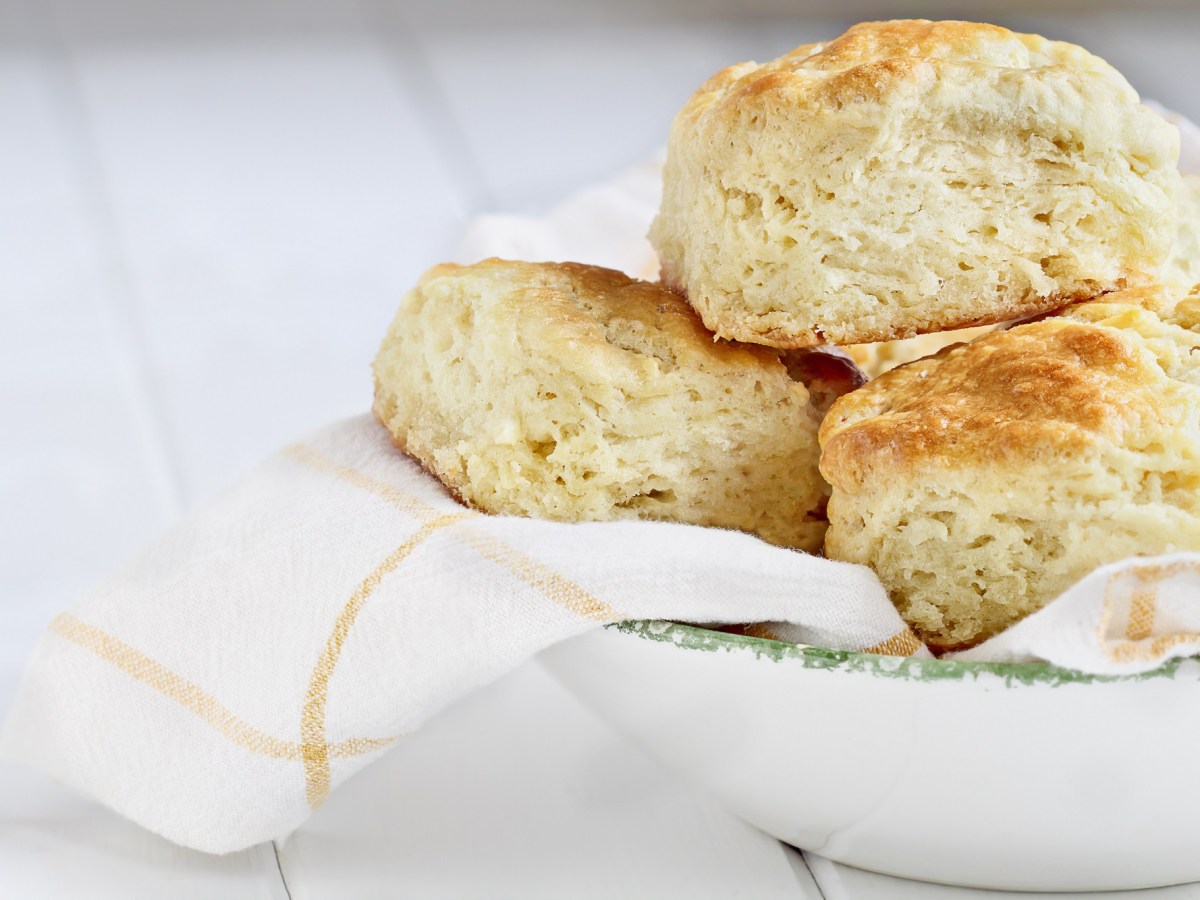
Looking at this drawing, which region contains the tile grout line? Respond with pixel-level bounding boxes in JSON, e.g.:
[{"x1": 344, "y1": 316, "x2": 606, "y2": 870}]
[
  {"x1": 797, "y1": 849, "x2": 828, "y2": 900},
  {"x1": 24, "y1": 0, "x2": 190, "y2": 516},
  {"x1": 272, "y1": 841, "x2": 295, "y2": 900},
  {"x1": 356, "y1": 0, "x2": 495, "y2": 216},
  {"x1": 804, "y1": 854, "x2": 850, "y2": 900}
]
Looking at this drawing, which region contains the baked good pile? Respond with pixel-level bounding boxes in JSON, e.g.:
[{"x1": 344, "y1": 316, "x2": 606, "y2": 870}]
[{"x1": 374, "y1": 20, "x2": 1200, "y2": 653}]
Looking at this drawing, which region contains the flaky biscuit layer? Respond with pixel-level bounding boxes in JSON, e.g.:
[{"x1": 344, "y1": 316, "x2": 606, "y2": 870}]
[
  {"x1": 821, "y1": 284, "x2": 1200, "y2": 650},
  {"x1": 374, "y1": 258, "x2": 858, "y2": 550},
  {"x1": 651, "y1": 19, "x2": 1182, "y2": 348}
]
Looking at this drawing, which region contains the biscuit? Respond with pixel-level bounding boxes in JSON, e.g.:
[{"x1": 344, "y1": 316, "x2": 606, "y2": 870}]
[
  {"x1": 649, "y1": 19, "x2": 1182, "y2": 348},
  {"x1": 373, "y1": 259, "x2": 861, "y2": 550},
  {"x1": 819, "y1": 284, "x2": 1200, "y2": 651}
]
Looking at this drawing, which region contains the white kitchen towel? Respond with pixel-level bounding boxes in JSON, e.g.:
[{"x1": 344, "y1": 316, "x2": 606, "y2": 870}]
[
  {"x1": 6, "y1": 106, "x2": 1200, "y2": 857},
  {"x1": 8, "y1": 411, "x2": 1200, "y2": 858},
  {"x1": 1, "y1": 416, "x2": 915, "y2": 854},
  {"x1": 8, "y1": 421, "x2": 1200, "y2": 858}
]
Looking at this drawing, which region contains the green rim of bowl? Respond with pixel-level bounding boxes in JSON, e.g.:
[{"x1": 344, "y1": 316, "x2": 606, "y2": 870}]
[{"x1": 611, "y1": 620, "x2": 1200, "y2": 686}]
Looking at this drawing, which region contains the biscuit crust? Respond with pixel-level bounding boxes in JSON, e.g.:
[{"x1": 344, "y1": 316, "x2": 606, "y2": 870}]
[
  {"x1": 650, "y1": 19, "x2": 1182, "y2": 348},
  {"x1": 820, "y1": 284, "x2": 1200, "y2": 650},
  {"x1": 373, "y1": 259, "x2": 856, "y2": 550}
]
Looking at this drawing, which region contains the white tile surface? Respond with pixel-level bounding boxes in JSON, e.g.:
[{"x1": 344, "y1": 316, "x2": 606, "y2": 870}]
[
  {"x1": 58, "y1": 25, "x2": 470, "y2": 501},
  {"x1": 44, "y1": 0, "x2": 362, "y2": 43},
  {"x1": 0, "y1": 6, "x2": 285, "y2": 892},
  {"x1": 0, "y1": 9, "x2": 176, "y2": 693},
  {"x1": 408, "y1": 20, "x2": 781, "y2": 212},
  {"x1": 279, "y1": 662, "x2": 814, "y2": 900},
  {"x1": 0, "y1": 757, "x2": 288, "y2": 900}
]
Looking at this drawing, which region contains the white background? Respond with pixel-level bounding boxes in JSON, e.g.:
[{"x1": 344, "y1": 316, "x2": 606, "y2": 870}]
[{"x1": 3, "y1": 0, "x2": 1200, "y2": 896}]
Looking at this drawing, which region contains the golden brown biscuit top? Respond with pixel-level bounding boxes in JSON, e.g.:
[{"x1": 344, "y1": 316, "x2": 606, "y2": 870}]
[
  {"x1": 772, "y1": 19, "x2": 1084, "y2": 72},
  {"x1": 680, "y1": 19, "x2": 1132, "y2": 126},
  {"x1": 819, "y1": 285, "x2": 1200, "y2": 491},
  {"x1": 416, "y1": 259, "x2": 862, "y2": 394}
]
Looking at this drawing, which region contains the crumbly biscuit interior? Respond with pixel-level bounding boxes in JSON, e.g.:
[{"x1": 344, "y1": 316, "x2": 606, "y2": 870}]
[
  {"x1": 658, "y1": 99, "x2": 1175, "y2": 346},
  {"x1": 373, "y1": 262, "x2": 834, "y2": 550},
  {"x1": 822, "y1": 293, "x2": 1200, "y2": 650},
  {"x1": 651, "y1": 20, "x2": 1181, "y2": 347},
  {"x1": 827, "y1": 461, "x2": 1200, "y2": 651}
]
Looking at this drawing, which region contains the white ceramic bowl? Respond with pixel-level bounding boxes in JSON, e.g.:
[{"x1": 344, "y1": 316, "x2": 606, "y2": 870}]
[{"x1": 541, "y1": 621, "x2": 1200, "y2": 892}]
